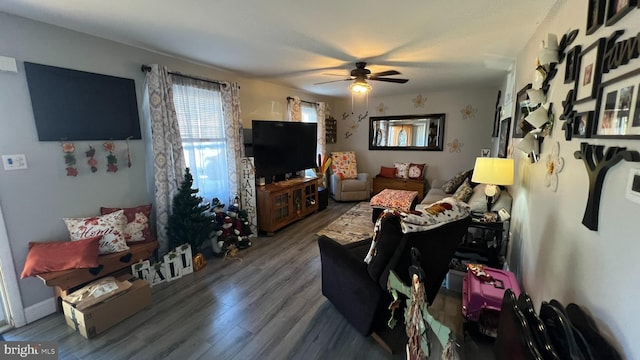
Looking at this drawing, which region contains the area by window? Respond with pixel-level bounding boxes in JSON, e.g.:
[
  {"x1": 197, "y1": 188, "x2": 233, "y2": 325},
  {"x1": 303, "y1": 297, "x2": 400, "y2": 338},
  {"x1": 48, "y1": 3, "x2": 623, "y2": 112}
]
[{"x1": 172, "y1": 76, "x2": 229, "y2": 202}]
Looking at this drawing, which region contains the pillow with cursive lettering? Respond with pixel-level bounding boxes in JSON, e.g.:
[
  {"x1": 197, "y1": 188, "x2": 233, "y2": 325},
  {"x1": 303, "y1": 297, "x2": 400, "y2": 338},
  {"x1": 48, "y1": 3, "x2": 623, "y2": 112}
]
[{"x1": 63, "y1": 210, "x2": 129, "y2": 254}]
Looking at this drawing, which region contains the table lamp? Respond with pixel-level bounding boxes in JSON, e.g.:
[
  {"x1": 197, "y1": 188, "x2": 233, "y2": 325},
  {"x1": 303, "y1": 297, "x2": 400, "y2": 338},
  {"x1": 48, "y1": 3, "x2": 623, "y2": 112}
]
[{"x1": 471, "y1": 157, "x2": 514, "y2": 212}]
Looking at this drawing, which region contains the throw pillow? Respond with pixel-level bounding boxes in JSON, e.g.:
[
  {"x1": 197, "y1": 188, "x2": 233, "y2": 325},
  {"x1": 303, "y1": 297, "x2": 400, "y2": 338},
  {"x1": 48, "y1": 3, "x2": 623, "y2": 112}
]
[
  {"x1": 20, "y1": 236, "x2": 102, "y2": 278},
  {"x1": 394, "y1": 162, "x2": 410, "y2": 179},
  {"x1": 100, "y1": 204, "x2": 153, "y2": 243},
  {"x1": 452, "y1": 179, "x2": 473, "y2": 203},
  {"x1": 330, "y1": 151, "x2": 358, "y2": 179},
  {"x1": 408, "y1": 163, "x2": 426, "y2": 179},
  {"x1": 379, "y1": 166, "x2": 396, "y2": 178},
  {"x1": 441, "y1": 169, "x2": 472, "y2": 194},
  {"x1": 63, "y1": 210, "x2": 129, "y2": 255}
]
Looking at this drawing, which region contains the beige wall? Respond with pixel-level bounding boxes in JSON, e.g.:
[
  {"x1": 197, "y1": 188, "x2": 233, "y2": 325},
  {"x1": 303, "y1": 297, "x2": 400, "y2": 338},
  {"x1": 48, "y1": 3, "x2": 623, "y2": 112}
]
[
  {"x1": 330, "y1": 88, "x2": 499, "y2": 184},
  {"x1": 506, "y1": 1, "x2": 640, "y2": 358},
  {"x1": 0, "y1": 13, "x2": 332, "y2": 314}
]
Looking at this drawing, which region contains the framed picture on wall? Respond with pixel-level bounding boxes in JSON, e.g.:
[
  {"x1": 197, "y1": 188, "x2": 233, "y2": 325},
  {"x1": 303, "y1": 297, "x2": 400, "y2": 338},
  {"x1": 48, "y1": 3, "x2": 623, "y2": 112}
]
[
  {"x1": 564, "y1": 46, "x2": 581, "y2": 84},
  {"x1": 512, "y1": 84, "x2": 537, "y2": 138},
  {"x1": 572, "y1": 111, "x2": 594, "y2": 138},
  {"x1": 605, "y1": 0, "x2": 637, "y2": 26},
  {"x1": 492, "y1": 90, "x2": 502, "y2": 137},
  {"x1": 575, "y1": 38, "x2": 605, "y2": 104},
  {"x1": 498, "y1": 117, "x2": 511, "y2": 158},
  {"x1": 586, "y1": 0, "x2": 606, "y2": 35},
  {"x1": 592, "y1": 67, "x2": 640, "y2": 138}
]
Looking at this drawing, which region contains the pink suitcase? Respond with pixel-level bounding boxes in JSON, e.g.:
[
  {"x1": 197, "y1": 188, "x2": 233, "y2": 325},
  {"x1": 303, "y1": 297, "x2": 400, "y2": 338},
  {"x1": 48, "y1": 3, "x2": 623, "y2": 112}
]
[{"x1": 462, "y1": 266, "x2": 521, "y2": 322}]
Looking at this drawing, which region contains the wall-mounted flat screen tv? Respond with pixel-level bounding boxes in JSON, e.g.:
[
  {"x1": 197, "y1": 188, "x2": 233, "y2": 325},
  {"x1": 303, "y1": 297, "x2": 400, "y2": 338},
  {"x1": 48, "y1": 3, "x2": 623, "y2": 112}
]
[
  {"x1": 252, "y1": 120, "x2": 317, "y2": 179},
  {"x1": 24, "y1": 62, "x2": 141, "y2": 141}
]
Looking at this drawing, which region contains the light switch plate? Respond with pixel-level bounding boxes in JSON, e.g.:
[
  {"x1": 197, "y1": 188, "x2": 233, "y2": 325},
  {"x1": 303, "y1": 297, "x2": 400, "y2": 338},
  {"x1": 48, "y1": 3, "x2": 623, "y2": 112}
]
[{"x1": 2, "y1": 154, "x2": 28, "y2": 170}]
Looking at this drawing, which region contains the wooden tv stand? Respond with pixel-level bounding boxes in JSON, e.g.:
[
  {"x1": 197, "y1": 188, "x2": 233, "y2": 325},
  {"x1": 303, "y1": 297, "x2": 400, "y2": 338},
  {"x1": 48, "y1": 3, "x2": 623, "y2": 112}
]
[{"x1": 256, "y1": 177, "x2": 319, "y2": 235}]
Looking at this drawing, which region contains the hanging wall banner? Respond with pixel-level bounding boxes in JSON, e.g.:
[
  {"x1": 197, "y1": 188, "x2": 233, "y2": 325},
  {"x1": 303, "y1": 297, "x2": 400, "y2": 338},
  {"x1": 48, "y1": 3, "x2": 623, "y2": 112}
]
[{"x1": 241, "y1": 157, "x2": 258, "y2": 237}]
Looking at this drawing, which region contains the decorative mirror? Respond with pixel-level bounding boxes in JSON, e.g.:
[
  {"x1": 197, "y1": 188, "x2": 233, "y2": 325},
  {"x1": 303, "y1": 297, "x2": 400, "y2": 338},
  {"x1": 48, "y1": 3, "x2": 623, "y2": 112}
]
[{"x1": 369, "y1": 114, "x2": 445, "y2": 151}]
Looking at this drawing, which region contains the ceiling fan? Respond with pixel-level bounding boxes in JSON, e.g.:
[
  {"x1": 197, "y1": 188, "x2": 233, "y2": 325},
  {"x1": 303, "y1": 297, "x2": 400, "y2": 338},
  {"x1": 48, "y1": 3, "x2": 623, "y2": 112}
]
[{"x1": 314, "y1": 62, "x2": 409, "y2": 93}]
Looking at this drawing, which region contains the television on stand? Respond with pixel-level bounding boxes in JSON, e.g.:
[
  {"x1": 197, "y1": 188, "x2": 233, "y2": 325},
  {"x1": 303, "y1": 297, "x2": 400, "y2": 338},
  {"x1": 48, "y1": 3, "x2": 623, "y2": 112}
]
[{"x1": 252, "y1": 120, "x2": 317, "y2": 183}]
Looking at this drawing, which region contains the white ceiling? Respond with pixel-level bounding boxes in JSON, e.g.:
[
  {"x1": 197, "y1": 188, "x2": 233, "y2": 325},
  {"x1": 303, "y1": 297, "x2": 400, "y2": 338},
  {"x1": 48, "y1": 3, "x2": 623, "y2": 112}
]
[{"x1": 1, "y1": 0, "x2": 558, "y2": 98}]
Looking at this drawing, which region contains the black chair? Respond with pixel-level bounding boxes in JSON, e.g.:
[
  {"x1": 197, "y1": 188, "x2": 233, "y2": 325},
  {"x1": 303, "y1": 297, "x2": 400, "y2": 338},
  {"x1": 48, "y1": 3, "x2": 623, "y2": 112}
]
[
  {"x1": 495, "y1": 289, "x2": 544, "y2": 360},
  {"x1": 566, "y1": 303, "x2": 622, "y2": 360},
  {"x1": 517, "y1": 293, "x2": 560, "y2": 360},
  {"x1": 317, "y1": 214, "x2": 471, "y2": 347}
]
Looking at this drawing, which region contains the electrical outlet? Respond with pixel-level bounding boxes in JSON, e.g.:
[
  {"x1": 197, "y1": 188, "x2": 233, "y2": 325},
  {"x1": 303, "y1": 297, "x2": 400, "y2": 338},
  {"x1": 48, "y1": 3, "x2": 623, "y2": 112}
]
[{"x1": 2, "y1": 154, "x2": 28, "y2": 170}]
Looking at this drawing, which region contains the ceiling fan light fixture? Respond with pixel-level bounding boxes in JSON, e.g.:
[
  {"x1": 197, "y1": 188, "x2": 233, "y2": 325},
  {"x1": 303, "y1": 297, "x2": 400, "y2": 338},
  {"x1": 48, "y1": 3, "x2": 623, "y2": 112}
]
[{"x1": 349, "y1": 80, "x2": 371, "y2": 95}]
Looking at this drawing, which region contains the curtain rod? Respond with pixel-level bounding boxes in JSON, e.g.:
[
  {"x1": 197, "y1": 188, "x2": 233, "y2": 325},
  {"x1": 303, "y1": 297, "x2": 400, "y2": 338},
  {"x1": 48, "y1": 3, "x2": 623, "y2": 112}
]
[
  {"x1": 286, "y1": 96, "x2": 317, "y2": 105},
  {"x1": 141, "y1": 65, "x2": 226, "y2": 87}
]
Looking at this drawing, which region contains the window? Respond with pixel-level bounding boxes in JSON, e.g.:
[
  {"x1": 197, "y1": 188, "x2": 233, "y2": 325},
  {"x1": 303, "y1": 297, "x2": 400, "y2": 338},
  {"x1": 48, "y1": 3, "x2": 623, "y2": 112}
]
[{"x1": 172, "y1": 77, "x2": 229, "y2": 202}]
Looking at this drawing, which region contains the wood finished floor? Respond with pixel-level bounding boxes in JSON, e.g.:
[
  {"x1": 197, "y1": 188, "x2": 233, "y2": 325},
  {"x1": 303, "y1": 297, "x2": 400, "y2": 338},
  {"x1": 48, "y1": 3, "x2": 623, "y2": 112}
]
[{"x1": 3, "y1": 200, "x2": 495, "y2": 359}]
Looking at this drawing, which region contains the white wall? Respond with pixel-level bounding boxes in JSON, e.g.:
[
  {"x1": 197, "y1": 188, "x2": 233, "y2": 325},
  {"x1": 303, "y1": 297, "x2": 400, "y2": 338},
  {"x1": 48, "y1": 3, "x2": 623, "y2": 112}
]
[
  {"x1": 507, "y1": 0, "x2": 640, "y2": 358},
  {"x1": 0, "y1": 12, "x2": 333, "y2": 315},
  {"x1": 330, "y1": 88, "x2": 500, "y2": 183}
]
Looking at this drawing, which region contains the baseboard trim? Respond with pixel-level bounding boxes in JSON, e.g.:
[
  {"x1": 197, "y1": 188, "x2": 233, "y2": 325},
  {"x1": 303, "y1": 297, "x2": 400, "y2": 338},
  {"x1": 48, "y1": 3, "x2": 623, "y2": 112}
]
[{"x1": 24, "y1": 298, "x2": 56, "y2": 324}]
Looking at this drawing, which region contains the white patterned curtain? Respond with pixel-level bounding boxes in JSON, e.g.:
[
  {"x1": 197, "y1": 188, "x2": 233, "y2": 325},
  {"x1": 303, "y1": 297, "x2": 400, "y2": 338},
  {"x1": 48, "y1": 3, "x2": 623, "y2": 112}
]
[
  {"x1": 315, "y1": 102, "x2": 327, "y2": 159},
  {"x1": 144, "y1": 64, "x2": 185, "y2": 255},
  {"x1": 287, "y1": 96, "x2": 302, "y2": 122},
  {"x1": 221, "y1": 82, "x2": 243, "y2": 204}
]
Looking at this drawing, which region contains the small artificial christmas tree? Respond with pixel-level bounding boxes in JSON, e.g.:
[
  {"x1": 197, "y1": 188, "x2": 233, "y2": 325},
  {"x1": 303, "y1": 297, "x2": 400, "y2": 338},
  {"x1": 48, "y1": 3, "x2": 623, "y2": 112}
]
[{"x1": 167, "y1": 168, "x2": 215, "y2": 252}]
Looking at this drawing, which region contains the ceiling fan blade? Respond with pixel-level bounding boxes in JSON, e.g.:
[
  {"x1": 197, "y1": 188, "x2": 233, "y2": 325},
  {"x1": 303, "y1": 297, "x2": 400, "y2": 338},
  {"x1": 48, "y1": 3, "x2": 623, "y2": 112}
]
[
  {"x1": 322, "y1": 73, "x2": 351, "y2": 77},
  {"x1": 369, "y1": 70, "x2": 400, "y2": 78},
  {"x1": 313, "y1": 78, "x2": 351, "y2": 85},
  {"x1": 370, "y1": 77, "x2": 409, "y2": 83}
]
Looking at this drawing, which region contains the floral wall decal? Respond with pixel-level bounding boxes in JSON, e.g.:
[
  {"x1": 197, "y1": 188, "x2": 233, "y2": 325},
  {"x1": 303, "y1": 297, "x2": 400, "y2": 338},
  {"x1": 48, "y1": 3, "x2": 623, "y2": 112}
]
[
  {"x1": 545, "y1": 141, "x2": 564, "y2": 191},
  {"x1": 412, "y1": 94, "x2": 426, "y2": 108},
  {"x1": 460, "y1": 105, "x2": 478, "y2": 119},
  {"x1": 447, "y1": 138, "x2": 464, "y2": 153},
  {"x1": 376, "y1": 102, "x2": 387, "y2": 114}
]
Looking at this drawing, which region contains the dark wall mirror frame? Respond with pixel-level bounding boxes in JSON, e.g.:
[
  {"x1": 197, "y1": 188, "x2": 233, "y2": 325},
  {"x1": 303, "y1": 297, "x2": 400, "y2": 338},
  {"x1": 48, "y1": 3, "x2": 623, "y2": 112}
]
[{"x1": 369, "y1": 113, "x2": 446, "y2": 151}]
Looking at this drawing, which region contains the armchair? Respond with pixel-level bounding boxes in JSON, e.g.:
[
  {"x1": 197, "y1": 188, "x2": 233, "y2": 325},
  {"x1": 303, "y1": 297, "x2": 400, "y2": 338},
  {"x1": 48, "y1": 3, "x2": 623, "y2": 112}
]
[
  {"x1": 318, "y1": 211, "x2": 471, "y2": 351},
  {"x1": 329, "y1": 172, "x2": 371, "y2": 201},
  {"x1": 329, "y1": 151, "x2": 371, "y2": 201}
]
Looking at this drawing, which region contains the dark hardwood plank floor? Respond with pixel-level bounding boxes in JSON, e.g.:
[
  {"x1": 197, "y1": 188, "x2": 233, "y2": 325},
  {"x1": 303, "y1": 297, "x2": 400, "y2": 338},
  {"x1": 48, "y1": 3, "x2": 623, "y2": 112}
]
[{"x1": 4, "y1": 200, "x2": 495, "y2": 359}]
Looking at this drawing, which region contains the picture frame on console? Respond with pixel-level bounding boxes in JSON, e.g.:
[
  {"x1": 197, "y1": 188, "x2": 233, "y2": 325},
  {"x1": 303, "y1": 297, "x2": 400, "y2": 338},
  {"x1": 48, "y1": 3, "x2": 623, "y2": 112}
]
[
  {"x1": 592, "y1": 67, "x2": 640, "y2": 138},
  {"x1": 575, "y1": 38, "x2": 605, "y2": 104}
]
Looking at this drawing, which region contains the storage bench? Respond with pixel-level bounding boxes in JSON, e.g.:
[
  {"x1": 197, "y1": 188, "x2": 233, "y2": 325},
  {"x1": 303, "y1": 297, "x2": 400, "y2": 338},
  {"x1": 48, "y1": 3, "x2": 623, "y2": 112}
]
[{"x1": 37, "y1": 240, "x2": 158, "y2": 311}]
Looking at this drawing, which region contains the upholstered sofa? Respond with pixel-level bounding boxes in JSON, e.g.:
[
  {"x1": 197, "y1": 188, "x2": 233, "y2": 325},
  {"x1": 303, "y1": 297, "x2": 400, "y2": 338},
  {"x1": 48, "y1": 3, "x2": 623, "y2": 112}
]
[
  {"x1": 318, "y1": 201, "x2": 472, "y2": 347},
  {"x1": 422, "y1": 176, "x2": 512, "y2": 215}
]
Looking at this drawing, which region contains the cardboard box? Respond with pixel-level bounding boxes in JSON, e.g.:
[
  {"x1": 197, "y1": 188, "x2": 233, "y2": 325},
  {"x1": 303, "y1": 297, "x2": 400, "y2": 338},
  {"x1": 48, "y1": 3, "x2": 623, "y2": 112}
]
[{"x1": 62, "y1": 277, "x2": 152, "y2": 338}]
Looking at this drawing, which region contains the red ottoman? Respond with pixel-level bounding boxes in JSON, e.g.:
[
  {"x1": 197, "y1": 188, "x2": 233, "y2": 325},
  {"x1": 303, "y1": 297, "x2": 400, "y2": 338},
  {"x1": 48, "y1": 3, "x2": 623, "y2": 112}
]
[{"x1": 370, "y1": 188, "x2": 418, "y2": 222}]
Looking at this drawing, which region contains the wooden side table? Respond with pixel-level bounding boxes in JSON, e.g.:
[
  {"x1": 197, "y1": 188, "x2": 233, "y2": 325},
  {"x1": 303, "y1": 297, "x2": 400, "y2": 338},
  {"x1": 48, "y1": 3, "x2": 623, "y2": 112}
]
[{"x1": 372, "y1": 176, "x2": 426, "y2": 201}]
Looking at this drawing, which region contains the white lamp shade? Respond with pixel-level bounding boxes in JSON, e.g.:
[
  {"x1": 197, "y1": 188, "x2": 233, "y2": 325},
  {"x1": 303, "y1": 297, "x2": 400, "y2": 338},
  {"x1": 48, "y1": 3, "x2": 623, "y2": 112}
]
[
  {"x1": 525, "y1": 106, "x2": 550, "y2": 128},
  {"x1": 471, "y1": 157, "x2": 514, "y2": 186},
  {"x1": 527, "y1": 88, "x2": 547, "y2": 104}
]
